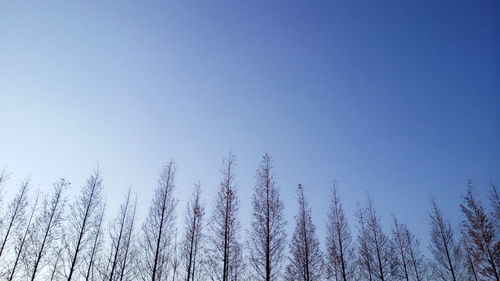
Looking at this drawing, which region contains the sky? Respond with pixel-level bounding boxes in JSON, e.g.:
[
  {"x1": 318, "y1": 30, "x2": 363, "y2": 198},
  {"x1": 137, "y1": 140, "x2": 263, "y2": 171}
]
[{"x1": 0, "y1": 0, "x2": 499, "y2": 249}]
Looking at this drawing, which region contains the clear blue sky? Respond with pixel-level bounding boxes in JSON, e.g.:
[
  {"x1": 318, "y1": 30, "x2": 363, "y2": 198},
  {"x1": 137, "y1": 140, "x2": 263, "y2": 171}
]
[{"x1": 1, "y1": 0, "x2": 498, "y2": 247}]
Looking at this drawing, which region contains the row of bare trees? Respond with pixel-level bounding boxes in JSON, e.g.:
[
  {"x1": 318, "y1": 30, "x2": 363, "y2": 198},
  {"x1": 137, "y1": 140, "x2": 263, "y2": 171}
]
[{"x1": 0, "y1": 155, "x2": 498, "y2": 281}]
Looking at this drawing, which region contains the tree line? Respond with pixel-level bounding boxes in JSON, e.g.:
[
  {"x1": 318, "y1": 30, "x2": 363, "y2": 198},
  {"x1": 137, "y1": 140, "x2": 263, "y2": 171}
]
[{"x1": 0, "y1": 153, "x2": 498, "y2": 281}]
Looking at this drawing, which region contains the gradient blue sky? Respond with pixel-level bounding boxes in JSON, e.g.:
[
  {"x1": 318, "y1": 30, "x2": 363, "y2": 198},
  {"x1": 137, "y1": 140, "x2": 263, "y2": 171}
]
[{"x1": 1, "y1": 0, "x2": 499, "y2": 248}]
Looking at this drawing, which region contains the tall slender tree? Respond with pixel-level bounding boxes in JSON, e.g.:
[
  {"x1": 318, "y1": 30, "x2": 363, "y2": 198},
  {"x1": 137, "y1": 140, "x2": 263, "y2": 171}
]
[
  {"x1": 117, "y1": 192, "x2": 138, "y2": 281},
  {"x1": 248, "y1": 153, "x2": 287, "y2": 281},
  {"x1": 490, "y1": 180, "x2": 499, "y2": 232},
  {"x1": 49, "y1": 247, "x2": 63, "y2": 281},
  {"x1": 171, "y1": 233, "x2": 180, "y2": 281},
  {"x1": 285, "y1": 184, "x2": 323, "y2": 281},
  {"x1": 0, "y1": 168, "x2": 6, "y2": 228},
  {"x1": 63, "y1": 169, "x2": 104, "y2": 281},
  {"x1": 140, "y1": 161, "x2": 178, "y2": 281},
  {"x1": 391, "y1": 216, "x2": 411, "y2": 281},
  {"x1": 229, "y1": 241, "x2": 245, "y2": 281},
  {"x1": 28, "y1": 179, "x2": 68, "y2": 281},
  {"x1": 107, "y1": 189, "x2": 137, "y2": 281},
  {"x1": 356, "y1": 203, "x2": 374, "y2": 281},
  {"x1": 7, "y1": 190, "x2": 39, "y2": 281},
  {"x1": 181, "y1": 184, "x2": 205, "y2": 281},
  {"x1": 83, "y1": 204, "x2": 106, "y2": 281},
  {"x1": 429, "y1": 197, "x2": 462, "y2": 281},
  {"x1": 363, "y1": 196, "x2": 391, "y2": 281},
  {"x1": 0, "y1": 178, "x2": 30, "y2": 260},
  {"x1": 460, "y1": 226, "x2": 480, "y2": 281},
  {"x1": 403, "y1": 225, "x2": 427, "y2": 281},
  {"x1": 325, "y1": 181, "x2": 355, "y2": 281},
  {"x1": 206, "y1": 153, "x2": 243, "y2": 281},
  {"x1": 0, "y1": 167, "x2": 5, "y2": 186},
  {"x1": 460, "y1": 181, "x2": 499, "y2": 281}
]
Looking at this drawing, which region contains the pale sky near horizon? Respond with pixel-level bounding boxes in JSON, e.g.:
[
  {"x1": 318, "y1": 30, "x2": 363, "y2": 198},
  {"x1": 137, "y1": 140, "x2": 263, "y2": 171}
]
[{"x1": 1, "y1": 0, "x2": 499, "y2": 250}]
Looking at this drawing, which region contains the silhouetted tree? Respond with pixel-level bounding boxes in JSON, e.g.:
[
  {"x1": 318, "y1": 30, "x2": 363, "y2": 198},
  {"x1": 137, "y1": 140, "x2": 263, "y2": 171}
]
[
  {"x1": 391, "y1": 217, "x2": 429, "y2": 281},
  {"x1": 83, "y1": 204, "x2": 106, "y2": 281},
  {"x1": 285, "y1": 184, "x2": 323, "y2": 281},
  {"x1": 62, "y1": 169, "x2": 104, "y2": 281},
  {"x1": 325, "y1": 181, "x2": 355, "y2": 281},
  {"x1": 7, "y1": 190, "x2": 39, "y2": 281},
  {"x1": 248, "y1": 153, "x2": 287, "y2": 281},
  {"x1": 490, "y1": 181, "x2": 499, "y2": 232},
  {"x1": 106, "y1": 189, "x2": 138, "y2": 281},
  {"x1": 429, "y1": 198, "x2": 462, "y2": 281},
  {"x1": 140, "y1": 161, "x2": 178, "y2": 281},
  {"x1": 0, "y1": 178, "x2": 29, "y2": 260},
  {"x1": 117, "y1": 191, "x2": 138, "y2": 281},
  {"x1": 362, "y1": 196, "x2": 392, "y2": 281},
  {"x1": 356, "y1": 203, "x2": 374, "y2": 281},
  {"x1": 460, "y1": 181, "x2": 499, "y2": 281},
  {"x1": 229, "y1": 241, "x2": 245, "y2": 281},
  {"x1": 8, "y1": 157, "x2": 500, "y2": 281},
  {"x1": 181, "y1": 184, "x2": 205, "y2": 281},
  {"x1": 49, "y1": 247, "x2": 63, "y2": 281},
  {"x1": 402, "y1": 225, "x2": 427, "y2": 281},
  {"x1": 391, "y1": 216, "x2": 410, "y2": 281},
  {"x1": 206, "y1": 153, "x2": 243, "y2": 281},
  {"x1": 460, "y1": 226, "x2": 480, "y2": 281},
  {"x1": 0, "y1": 168, "x2": 6, "y2": 225},
  {"x1": 171, "y1": 234, "x2": 180, "y2": 281},
  {"x1": 28, "y1": 179, "x2": 68, "y2": 281}
]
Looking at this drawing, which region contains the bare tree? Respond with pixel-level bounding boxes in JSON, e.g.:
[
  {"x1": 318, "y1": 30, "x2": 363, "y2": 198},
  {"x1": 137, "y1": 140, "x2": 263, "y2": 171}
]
[
  {"x1": 361, "y1": 196, "x2": 392, "y2": 281},
  {"x1": 490, "y1": 180, "x2": 499, "y2": 232},
  {"x1": 460, "y1": 226, "x2": 480, "y2": 281},
  {"x1": 403, "y1": 225, "x2": 427, "y2": 281},
  {"x1": 325, "y1": 181, "x2": 355, "y2": 281},
  {"x1": 28, "y1": 179, "x2": 68, "y2": 281},
  {"x1": 206, "y1": 153, "x2": 243, "y2": 281},
  {"x1": 171, "y1": 234, "x2": 180, "y2": 281},
  {"x1": 62, "y1": 169, "x2": 104, "y2": 281},
  {"x1": 49, "y1": 247, "x2": 64, "y2": 281},
  {"x1": 7, "y1": 190, "x2": 39, "y2": 281},
  {"x1": 460, "y1": 181, "x2": 499, "y2": 281},
  {"x1": 0, "y1": 168, "x2": 6, "y2": 227},
  {"x1": 429, "y1": 197, "x2": 462, "y2": 281},
  {"x1": 285, "y1": 184, "x2": 323, "y2": 281},
  {"x1": 248, "y1": 153, "x2": 287, "y2": 281},
  {"x1": 228, "y1": 241, "x2": 245, "y2": 281},
  {"x1": 356, "y1": 203, "x2": 374, "y2": 281},
  {"x1": 117, "y1": 194, "x2": 138, "y2": 281},
  {"x1": 181, "y1": 184, "x2": 205, "y2": 281},
  {"x1": 83, "y1": 204, "x2": 106, "y2": 281},
  {"x1": 107, "y1": 189, "x2": 137, "y2": 281},
  {"x1": 391, "y1": 216, "x2": 410, "y2": 281},
  {"x1": 140, "y1": 161, "x2": 178, "y2": 281},
  {"x1": 0, "y1": 167, "x2": 6, "y2": 186},
  {"x1": 0, "y1": 178, "x2": 30, "y2": 260}
]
